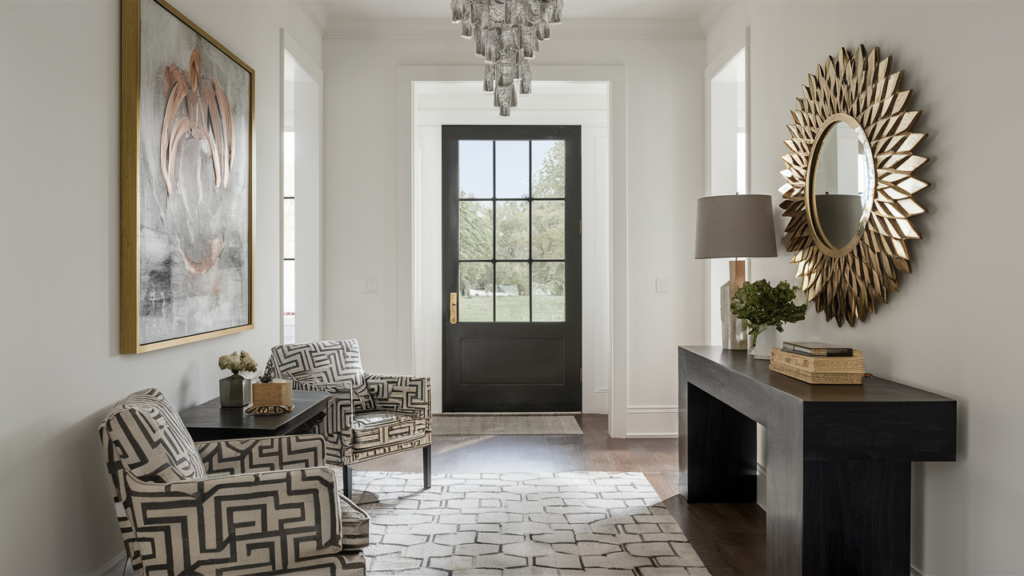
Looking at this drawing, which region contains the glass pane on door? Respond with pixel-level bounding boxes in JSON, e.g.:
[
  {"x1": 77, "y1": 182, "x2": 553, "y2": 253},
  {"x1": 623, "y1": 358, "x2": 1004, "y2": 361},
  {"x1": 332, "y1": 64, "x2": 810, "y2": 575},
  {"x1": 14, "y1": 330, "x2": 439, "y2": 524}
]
[
  {"x1": 496, "y1": 141, "x2": 530, "y2": 198},
  {"x1": 496, "y1": 262, "x2": 529, "y2": 322},
  {"x1": 459, "y1": 201, "x2": 493, "y2": 260},
  {"x1": 531, "y1": 201, "x2": 565, "y2": 260},
  {"x1": 460, "y1": 262, "x2": 493, "y2": 322},
  {"x1": 459, "y1": 140, "x2": 493, "y2": 199},
  {"x1": 532, "y1": 262, "x2": 565, "y2": 322},
  {"x1": 532, "y1": 140, "x2": 565, "y2": 198},
  {"x1": 495, "y1": 200, "x2": 529, "y2": 260}
]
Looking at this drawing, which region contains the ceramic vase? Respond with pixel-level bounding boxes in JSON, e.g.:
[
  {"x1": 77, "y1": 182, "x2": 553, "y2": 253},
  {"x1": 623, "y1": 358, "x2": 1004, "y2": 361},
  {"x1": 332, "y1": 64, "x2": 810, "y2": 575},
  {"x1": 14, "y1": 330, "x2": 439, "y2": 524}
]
[
  {"x1": 219, "y1": 373, "x2": 251, "y2": 407},
  {"x1": 750, "y1": 327, "x2": 777, "y2": 360}
]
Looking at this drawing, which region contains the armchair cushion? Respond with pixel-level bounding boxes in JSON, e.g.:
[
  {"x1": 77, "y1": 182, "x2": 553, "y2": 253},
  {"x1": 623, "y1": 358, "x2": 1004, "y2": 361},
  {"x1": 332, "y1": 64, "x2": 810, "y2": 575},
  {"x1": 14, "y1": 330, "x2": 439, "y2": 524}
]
[
  {"x1": 195, "y1": 435, "x2": 326, "y2": 476},
  {"x1": 338, "y1": 493, "x2": 370, "y2": 551},
  {"x1": 270, "y1": 340, "x2": 376, "y2": 411},
  {"x1": 101, "y1": 388, "x2": 205, "y2": 484}
]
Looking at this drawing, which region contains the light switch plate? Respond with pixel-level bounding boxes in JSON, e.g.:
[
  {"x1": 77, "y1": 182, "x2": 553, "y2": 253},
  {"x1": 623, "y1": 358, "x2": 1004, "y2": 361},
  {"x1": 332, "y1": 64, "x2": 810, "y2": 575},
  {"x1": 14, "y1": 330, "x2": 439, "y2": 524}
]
[
  {"x1": 364, "y1": 278, "x2": 378, "y2": 293},
  {"x1": 656, "y1": 278, "x2": 670, "y2": 293}
]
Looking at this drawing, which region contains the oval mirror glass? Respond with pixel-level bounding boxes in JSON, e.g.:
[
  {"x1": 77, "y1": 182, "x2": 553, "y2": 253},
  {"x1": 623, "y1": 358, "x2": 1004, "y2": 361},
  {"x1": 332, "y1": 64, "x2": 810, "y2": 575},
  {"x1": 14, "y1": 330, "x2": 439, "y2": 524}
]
[{"x1": 810, "y1": 119, "x2": 875, "y2": 253}]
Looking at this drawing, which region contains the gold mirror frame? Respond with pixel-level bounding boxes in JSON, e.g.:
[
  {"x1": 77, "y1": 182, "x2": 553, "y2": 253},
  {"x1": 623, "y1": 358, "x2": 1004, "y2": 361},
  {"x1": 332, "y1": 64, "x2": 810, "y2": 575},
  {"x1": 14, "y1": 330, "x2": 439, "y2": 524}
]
[{"x1": 780, "y1": 46, "x2": 929, "y2": 327}]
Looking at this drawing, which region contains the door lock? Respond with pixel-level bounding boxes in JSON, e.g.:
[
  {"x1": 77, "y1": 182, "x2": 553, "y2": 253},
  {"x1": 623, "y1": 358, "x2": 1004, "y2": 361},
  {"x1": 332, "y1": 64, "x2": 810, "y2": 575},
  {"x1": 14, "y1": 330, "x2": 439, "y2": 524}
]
[{"x1": 450, "y1": 293, "x2": 458, "y2": 324}]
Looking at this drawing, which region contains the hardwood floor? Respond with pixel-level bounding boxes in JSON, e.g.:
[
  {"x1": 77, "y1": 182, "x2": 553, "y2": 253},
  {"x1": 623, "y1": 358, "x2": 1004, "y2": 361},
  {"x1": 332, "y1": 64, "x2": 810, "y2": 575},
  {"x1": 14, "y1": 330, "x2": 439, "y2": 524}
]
[{"x1": 353, "y1": 414, "x2": 767, "y2": 575}]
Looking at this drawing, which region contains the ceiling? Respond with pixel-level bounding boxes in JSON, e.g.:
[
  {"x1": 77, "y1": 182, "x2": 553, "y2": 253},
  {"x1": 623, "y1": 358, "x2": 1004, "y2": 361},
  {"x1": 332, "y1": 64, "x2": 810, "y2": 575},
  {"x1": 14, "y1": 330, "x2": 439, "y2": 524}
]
[{"x1": 315, "y1": 0, "x2": 717, "y2": 22}]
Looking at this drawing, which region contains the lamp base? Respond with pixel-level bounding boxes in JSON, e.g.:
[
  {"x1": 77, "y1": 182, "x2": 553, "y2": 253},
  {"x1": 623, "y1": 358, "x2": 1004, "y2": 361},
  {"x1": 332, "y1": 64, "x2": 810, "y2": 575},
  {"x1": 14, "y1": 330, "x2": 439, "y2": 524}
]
[
  {"x1": 721, "y1": 260, "x2": 747, "y2": 351},
  {"x1": 722, "y1": 283, "x2": 748, "y2": 350}
]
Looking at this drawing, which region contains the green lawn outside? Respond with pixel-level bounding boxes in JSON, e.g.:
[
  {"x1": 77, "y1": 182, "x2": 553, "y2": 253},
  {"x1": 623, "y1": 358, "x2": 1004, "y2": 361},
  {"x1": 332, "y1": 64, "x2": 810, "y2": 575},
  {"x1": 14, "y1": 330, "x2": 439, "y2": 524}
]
[{"x1": 460, "y1": 295, "x2": 565, "y2": 322}]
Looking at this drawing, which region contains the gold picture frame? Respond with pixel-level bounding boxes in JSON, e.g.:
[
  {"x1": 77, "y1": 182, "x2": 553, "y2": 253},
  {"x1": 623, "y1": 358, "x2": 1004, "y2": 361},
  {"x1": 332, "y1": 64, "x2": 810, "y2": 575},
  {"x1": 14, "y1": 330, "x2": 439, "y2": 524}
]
[
  {"x1": 780, "y1": 46, "x2": 928, "y2": 327},
  {"x1": 121, "y1": 0, "x2": 254, "y2": 353}
]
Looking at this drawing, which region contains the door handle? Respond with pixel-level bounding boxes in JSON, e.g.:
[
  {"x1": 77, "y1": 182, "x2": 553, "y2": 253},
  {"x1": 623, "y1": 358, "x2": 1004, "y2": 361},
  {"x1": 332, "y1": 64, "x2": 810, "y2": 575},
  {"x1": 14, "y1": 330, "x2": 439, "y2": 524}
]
[{"x1": 450, "y1": 293, "x2": 458, "y2": 324}]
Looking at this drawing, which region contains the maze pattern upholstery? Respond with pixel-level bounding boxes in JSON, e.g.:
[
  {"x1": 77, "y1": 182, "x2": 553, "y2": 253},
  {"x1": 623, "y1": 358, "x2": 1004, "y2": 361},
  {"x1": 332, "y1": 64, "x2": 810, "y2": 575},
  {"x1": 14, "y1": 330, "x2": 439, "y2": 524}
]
[
  {"x1": 195, "y1": 435, "x2": 326, "y2": 476},
  {"x1": 267, "y1": 341, "x2": 431, "y2": 467},
  {"x1": 99, "y1": 389, "x2": 367, "y2": 576}
]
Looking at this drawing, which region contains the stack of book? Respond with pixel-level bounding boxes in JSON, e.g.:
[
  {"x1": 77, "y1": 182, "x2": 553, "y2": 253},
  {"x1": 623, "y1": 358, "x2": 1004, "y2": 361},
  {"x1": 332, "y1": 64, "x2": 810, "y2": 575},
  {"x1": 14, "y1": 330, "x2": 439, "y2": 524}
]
[{"x1": 769, "y1": 342, "x2": 866, "y2": 385}]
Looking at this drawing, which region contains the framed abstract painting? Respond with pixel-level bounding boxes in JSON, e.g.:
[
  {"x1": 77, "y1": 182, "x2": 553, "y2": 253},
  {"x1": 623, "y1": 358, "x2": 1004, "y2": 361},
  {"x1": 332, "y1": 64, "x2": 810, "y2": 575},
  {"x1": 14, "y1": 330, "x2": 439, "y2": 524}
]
[{"x1": 120, "y1": 0, "x2": 254, "y2": 353}]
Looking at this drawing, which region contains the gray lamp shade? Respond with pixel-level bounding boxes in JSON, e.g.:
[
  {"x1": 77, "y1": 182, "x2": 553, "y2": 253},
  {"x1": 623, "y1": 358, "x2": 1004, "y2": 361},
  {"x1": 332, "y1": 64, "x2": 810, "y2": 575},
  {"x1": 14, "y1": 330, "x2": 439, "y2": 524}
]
[{"x1": 694, "y1": 195, "x2": 778, "y2": 259}]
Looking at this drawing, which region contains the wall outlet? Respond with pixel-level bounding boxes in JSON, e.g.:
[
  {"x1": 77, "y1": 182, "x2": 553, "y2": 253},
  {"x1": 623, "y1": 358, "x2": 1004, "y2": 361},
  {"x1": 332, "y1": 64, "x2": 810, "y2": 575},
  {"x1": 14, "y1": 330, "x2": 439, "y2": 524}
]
[
  {"x1": 364, "y1": 278, "x2": 378, "y2": 293},
  {"x1": 656, "y1": 278, "x2": 670, "y2": 293}
]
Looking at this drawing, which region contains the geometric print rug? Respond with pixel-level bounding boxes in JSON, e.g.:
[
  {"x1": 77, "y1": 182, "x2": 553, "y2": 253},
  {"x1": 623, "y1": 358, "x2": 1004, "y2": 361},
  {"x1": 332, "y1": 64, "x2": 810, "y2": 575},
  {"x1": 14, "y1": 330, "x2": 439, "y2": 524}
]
[{"x1": 350, "y1": 471, "x2": 709, "y2": 575}]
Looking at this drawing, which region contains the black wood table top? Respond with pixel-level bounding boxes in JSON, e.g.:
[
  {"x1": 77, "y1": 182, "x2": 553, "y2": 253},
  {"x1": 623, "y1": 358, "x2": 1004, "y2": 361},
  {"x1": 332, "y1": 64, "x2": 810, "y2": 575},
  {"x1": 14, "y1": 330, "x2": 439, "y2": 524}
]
[
  {"x1": 679, "y1": 346, "x2": 957, "y2": 462},
  {"x1": 681, "y1": 346, "x2": 952, "y2": 404},
  {"x1": 179, "y1": 390, "x2": 330, "y2": 441}
]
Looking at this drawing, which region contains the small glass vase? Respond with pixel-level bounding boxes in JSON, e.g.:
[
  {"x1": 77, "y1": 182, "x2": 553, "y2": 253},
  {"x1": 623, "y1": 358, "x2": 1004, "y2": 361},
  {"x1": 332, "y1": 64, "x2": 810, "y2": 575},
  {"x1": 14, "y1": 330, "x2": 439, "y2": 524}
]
[
  {"x1": 748, "y1": 327, "x2": 777, "y2": 360},
  {"x1": 220, "y1": 373, "x2": 251, "y2": 408}
]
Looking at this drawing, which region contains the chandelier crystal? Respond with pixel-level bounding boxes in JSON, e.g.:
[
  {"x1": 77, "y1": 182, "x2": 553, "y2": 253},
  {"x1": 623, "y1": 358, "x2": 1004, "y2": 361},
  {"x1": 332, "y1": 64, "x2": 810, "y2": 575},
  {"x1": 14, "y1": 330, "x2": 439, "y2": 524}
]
[{"x1": 451, "y1": 0, "x2": 563, "y2": 116}]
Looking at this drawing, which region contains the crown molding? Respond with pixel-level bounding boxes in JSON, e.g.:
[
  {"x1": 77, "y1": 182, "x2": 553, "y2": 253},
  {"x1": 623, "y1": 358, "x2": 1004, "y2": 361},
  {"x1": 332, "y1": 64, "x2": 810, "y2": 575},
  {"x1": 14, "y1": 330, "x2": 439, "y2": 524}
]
[
  {"x1": 294, "y1": 0, "x2": 328, "y2": 36},
  {"x1": 324, "y1": 18, "x2": 705, "y2": 40},
  {"x1": 698, "y1": 0, "x2": 734, "y2": 37}
]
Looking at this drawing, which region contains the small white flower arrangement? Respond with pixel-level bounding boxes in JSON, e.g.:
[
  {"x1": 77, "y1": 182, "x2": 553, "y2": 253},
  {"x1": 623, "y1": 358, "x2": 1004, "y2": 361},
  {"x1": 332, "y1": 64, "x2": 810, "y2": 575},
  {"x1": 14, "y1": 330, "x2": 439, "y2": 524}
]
[{"x1": 218, "y1": 350, "x2": 259, "y2": 374}]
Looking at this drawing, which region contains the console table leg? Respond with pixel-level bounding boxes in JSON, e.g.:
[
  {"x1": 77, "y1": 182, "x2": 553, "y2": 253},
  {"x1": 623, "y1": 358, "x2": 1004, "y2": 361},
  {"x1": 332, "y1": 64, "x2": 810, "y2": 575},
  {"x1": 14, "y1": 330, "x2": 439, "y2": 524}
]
[
  {"x1": 803, "y1": 460, "x2": 911, "y2": 575},
  {"x1": 683, "y1": 382, "x2": 757, "y2": 503}
]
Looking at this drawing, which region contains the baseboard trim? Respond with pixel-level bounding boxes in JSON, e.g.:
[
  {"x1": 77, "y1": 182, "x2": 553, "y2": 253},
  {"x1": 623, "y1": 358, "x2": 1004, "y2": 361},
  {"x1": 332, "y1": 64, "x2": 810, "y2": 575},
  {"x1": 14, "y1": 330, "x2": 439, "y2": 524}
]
[
  {"x1": 624, "y1": 432, "x2": 678, "y2": 438},
  {"x1": 97, "y1": 553, "x2": 129, "y2": 576},
  {"x1": 911, "y1": 566, "x2": 923, "y2": 576},
  {"x1": 436, "y1": 412, "x2": 582, "y2": 416}
]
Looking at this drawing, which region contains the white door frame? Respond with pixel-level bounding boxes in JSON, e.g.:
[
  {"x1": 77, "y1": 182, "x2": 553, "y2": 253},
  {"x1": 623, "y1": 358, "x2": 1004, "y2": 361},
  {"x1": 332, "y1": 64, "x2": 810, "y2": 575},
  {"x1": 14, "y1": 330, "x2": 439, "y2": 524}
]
[{"x1": 396, "y1": 65, "x2": 630, "y2": 437}]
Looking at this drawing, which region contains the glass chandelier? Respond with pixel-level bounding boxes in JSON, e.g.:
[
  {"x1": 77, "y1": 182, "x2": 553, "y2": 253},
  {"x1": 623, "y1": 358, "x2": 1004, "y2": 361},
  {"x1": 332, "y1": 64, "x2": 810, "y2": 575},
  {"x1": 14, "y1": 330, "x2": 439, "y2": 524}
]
[{"x1": 451, "y1": 0, "x2": 563, "y2": 116}]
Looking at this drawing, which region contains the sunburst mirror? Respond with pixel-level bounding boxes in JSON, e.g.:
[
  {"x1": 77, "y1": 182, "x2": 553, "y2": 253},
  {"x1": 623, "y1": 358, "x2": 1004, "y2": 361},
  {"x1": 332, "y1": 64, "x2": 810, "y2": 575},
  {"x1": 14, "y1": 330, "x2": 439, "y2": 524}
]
[{"x1": 780, "y1": 46, "x2": 929, "y2": 326}]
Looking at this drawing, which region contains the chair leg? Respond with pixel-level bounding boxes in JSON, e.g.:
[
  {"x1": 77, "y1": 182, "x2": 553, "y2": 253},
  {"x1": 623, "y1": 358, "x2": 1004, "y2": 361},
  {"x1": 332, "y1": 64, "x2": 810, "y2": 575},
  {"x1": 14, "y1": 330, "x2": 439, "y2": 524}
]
[
  {"x1": 342, "y1": 465, "x2": 353, "y2": 499},
  {"x1": 423, "y1": 445, "x2": 432, "y2": 490}
]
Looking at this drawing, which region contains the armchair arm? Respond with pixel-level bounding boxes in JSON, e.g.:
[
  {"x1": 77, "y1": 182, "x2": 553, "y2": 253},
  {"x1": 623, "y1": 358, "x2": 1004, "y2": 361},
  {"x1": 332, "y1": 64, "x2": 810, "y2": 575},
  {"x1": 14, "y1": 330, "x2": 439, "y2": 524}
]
[
  {"x1": 123, "y1": 466, "x2": 344, "y2": 575},
  {"x1": 364, "y1": 374, "x2": 431, "y2": 421},
  {"x1": 195, "y1": 434, "x2": 326, "y2": 476}
]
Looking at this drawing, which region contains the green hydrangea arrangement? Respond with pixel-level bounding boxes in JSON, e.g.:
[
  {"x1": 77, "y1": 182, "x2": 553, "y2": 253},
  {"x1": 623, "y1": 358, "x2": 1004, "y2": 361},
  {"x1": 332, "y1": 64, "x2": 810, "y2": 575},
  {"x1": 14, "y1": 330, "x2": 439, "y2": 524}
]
[
  {"x1": 218, "y1": 350, "x2": 259, "y2": 374},
  {"x1": 730, "y1": 279, "x2": 808, "y2": 349}
]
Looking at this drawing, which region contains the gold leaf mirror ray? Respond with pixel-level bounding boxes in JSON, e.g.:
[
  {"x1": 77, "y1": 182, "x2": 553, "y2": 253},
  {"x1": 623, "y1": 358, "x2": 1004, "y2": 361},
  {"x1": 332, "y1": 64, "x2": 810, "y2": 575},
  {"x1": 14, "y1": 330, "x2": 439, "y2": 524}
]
[{"x1": 780, "y1": 46, "x2": 929, "y2": 327}]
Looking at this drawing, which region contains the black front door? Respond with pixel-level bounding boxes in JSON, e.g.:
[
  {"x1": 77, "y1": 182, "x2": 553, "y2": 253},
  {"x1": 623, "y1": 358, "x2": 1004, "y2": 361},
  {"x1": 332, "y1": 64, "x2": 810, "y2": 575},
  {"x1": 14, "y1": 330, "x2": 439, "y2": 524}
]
[{"x1": 442, "y1": 125, "x2": 582, "y2": 412}]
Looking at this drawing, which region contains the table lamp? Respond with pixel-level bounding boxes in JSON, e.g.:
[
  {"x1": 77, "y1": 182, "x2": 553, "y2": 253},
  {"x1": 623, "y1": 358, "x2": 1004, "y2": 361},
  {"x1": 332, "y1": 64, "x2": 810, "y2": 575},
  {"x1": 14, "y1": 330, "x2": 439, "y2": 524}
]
[{"x1": 695, "y1": 194, "x2": 778, "y2": 350}]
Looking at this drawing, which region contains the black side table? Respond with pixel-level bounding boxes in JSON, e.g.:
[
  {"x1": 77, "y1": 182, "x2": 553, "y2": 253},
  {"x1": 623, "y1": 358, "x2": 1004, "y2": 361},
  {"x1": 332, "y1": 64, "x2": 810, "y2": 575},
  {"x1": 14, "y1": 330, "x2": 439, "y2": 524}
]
[{"x1": 179, "y1": 390, "x2": 330, "y2": 442}]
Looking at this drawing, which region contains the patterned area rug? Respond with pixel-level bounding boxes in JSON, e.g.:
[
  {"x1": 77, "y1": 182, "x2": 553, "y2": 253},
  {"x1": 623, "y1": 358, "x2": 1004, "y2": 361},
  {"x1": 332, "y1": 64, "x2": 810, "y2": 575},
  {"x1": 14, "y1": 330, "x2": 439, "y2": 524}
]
[
  {"x1": 351, "y1": 471, "x2": 708, "y2": 575},
  {"x1": 431, "y1": 415, "x2": 583, "y2": 436}
]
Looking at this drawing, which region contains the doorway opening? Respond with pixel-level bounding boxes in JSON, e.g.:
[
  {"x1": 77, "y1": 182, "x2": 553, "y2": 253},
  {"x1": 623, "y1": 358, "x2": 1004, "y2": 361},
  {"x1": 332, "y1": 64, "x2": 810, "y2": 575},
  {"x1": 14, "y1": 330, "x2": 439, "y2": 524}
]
[
  {"x1": 410, "y1": 80, "x2": 612, "y2": 416},
  {"x1": 281, "y1": 42, "x2": 322, "y2": 344}
]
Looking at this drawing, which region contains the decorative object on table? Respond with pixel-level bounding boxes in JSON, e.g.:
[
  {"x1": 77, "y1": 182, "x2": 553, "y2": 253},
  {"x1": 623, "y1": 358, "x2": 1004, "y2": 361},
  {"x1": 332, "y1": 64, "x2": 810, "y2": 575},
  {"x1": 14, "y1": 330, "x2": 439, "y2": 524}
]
[
  {"x1": 770, "y1": 347, "x2": 865, "y2": 385},
  {"x1": 252, "y1": 378, "x2": 292, "y2": 408},
  {"x1": 266, "y1": 340, "x2": 432, "y2": 499},
  {"x1": 779, "y1": 45, "x2": 929, "y2": 327},
  {"x1": 245, "y1": 404, "x2": 295, "y2": 415},
  {"x1": 98, "y1": 388, "x2": 369, "y2": 576},
  {"x1": 695, "y1": 194, "x2": 779, "y2": 350},
  {"x1": 783, "y1": 341, "x2": 854, "y2": 357},
  {"x1": 217, "y1": 350, "x2": 257, "y2": 408},
  {"x1": 450, "y1": 0, "x2": 563, "y2": 116},
  {"x1": 730, "y1": 279, "x2": 808, "y2": 360},
  {"x1": 120, "y1": 0, "x2": 254, "y2": 354}
]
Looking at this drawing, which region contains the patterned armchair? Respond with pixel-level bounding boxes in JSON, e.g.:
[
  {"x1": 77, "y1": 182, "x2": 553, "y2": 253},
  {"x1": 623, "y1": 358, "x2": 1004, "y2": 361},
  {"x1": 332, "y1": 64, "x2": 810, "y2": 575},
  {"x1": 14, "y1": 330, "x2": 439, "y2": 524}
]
[
  {"x1": 265, "y1": 340, "x2": 431, "y2": 498},
  {"x1": 98, "y1": 389, "x2": 368, "y2": 576}
]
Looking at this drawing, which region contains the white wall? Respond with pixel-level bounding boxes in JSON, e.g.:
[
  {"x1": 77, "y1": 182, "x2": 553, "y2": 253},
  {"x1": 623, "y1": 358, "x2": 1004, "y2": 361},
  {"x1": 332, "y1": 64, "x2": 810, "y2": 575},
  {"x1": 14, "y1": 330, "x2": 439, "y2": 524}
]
[
  {"x1": 322, "y1": 28, "x2": 705, "y2": 437},
  {"x1": 706, "y1": 3, "x2": 1024, "y2": 574},
  {"x1": 0, "y1": 2, "x2": 321, "y2": 573}
]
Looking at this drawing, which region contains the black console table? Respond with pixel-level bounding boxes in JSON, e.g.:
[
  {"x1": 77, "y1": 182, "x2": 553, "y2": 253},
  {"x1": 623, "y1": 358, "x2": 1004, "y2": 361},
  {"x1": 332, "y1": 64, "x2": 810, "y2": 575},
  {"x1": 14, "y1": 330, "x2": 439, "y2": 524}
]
[{"x1": 678, "y1": 347, "x2": 956, "y2": 576}]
